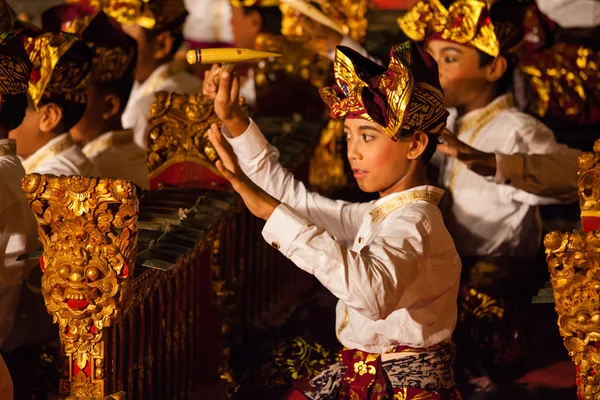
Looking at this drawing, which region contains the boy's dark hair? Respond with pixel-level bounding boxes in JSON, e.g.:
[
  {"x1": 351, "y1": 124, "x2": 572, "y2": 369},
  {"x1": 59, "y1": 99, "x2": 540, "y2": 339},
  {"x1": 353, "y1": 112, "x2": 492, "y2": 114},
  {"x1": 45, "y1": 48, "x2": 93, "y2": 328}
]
[
  {"x1": 0, "y1": 93, "x2": 28, "y2": 131},
  {"x1": 94, "y1": 78, "x2": 135, "y2": 114},
  {"x1": 399, "y1": 130, "x2": 438, "y2": 165},
  {"x1": 38, "y1": 98, "x2": 87, "y2": 132},
  {"x1": 143, "y1": 28, "x2": 184, "y2": 59},
  {"x1": 242, "y1": 6, "x2": 283, "y2": 35},
  {"x1": 477, "y1": 50, "x2": 515, "y2": 96},
  {"x1": 423, "y1": 134, "x2": 438, "y2": 164}
]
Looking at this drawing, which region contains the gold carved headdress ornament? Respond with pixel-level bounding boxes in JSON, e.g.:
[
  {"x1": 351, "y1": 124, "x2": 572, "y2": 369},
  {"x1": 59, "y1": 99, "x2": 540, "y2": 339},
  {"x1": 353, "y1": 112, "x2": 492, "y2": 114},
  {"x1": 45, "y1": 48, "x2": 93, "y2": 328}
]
[
  {"x1": 42, "y1": 5, "x2": 136, "y2": 84},
  {"x1": 320, "y1": 42, "x2": 448, "y2": 140},
  {"x1": 230, "y1": 0, "x2": 280, "y2": 7},
  {"x1": 398, "y1": 0, "x2": 500, "y2": 57},
  {"x1": 23, "y1": 31, "x2": 93, "y2": 109},
  {"x1": 281, "y1": 0, "x2": 368, "y2": 45},
  {"x1": 0, "y1": 0, "x2": 31, "y2": 96},
  {"x1": 0, "y1": 0, "x2": 16, "y2": 32},
  {"x1": 71, "y1": 0, "x2": 187, "y2": 31}
]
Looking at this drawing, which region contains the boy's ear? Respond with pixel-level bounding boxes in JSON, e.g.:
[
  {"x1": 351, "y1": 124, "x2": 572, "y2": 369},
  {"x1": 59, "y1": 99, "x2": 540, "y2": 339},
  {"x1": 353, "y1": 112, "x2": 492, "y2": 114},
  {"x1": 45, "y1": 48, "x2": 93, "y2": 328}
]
[
  {"x1": 248, "y1": 10, "x2": 263, "y2": 33},
  {"x1": 39, "y1": 103, "x2": 63, "y2": 133},
  {"x1": 485, "y1": 56, "x2": 508, "y2": 84},
  {"x1": 153, "y1": 31, "x2": 174, "y2": 60},
  {"x1": 103, "y1": 93, "x2": 121, "y2": 120},
  {"x1": 406, "y1": 130, "x2": 429, "y2": 161}
]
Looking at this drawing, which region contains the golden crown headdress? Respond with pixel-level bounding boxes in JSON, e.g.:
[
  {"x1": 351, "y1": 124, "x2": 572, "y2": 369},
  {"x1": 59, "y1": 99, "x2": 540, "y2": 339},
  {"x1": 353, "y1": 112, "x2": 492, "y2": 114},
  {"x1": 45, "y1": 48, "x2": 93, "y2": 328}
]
[
  {"x1": 23, "y1": 31, "x2": 93, "y2": 108},
  {"x1": 398, "y1": 0, "x2": 500, "y2": 57},
  {"x1": 42, "y1": 5, "x2": 136, "y2": 84},
  {"x1": 320, "y1": 42, "x2": 448, "y2": 140},
  {"x1": 70, "y1": 0, "x2": 187, "y2": 31},
  {"x1": 0, "y1": 0, "x2": 31, "y2": 96}
]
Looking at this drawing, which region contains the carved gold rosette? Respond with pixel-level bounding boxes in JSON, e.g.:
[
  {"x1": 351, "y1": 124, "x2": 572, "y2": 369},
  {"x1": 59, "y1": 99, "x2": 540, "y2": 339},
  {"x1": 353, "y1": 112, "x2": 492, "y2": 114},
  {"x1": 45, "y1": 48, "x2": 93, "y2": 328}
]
[
  {"x1": 22, "y1": 174, "x2": 138, "y2": 398},
  {"x1": 146, "y1": 91, "x2": 247, "y2": 179}
]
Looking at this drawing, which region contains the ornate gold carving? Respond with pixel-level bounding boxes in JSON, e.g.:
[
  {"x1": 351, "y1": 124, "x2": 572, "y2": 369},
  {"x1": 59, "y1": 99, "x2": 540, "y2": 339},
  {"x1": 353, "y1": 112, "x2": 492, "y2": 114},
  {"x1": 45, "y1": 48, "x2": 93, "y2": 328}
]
[
  {"x1": 146, "y1": 91, "x2": 246, "y2": 179},
  {"x1": 309, "y1": 120, "x2": 347, "y2": 192},
  {"x1": 579, "y1": 139, "x2": 600, "y2": 218},
  {"x1": 22, "y1": 174, "x2": 138, "y2": 398},
  {"x1": 544, "y1": 229, "x2": 600, "y2": 400}
]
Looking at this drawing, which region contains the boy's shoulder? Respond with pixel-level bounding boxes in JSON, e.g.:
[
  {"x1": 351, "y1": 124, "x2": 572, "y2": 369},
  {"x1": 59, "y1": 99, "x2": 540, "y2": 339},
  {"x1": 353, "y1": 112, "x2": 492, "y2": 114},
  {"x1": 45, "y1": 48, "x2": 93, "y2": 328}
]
[
  {"x1": 494, "y1": 106, "x2": 553, "y2": 137},
  {"x1": 379, "y1": 198, "x2": 445, "y2": 234}
]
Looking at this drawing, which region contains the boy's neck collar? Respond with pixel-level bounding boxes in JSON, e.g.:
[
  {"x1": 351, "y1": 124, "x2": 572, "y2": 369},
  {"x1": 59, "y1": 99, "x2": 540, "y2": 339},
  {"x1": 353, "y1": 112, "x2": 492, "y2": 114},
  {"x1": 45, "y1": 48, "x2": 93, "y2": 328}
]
[
  {"x1": 379, "y1": 165, "x2": 427, "y2": 198},
  {"x1": 455, "y1": 94, "x2": 514, "y2": 134}
]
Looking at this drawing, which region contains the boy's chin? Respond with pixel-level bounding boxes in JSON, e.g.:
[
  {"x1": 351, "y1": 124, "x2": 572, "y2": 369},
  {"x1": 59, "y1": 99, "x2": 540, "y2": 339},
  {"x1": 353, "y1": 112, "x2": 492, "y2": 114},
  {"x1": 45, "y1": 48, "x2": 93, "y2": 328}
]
[{"x1": 356, "y1": 180, "x2": 379, "y2": 194}]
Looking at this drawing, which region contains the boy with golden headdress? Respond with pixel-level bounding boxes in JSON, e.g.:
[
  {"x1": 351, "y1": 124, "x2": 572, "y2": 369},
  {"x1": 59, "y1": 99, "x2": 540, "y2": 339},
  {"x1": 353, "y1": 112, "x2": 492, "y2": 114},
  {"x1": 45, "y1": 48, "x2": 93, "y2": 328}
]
[
  {"x1": 85, "y1": 0, "x2": 202, "y2": 147},
  {"x1": 0, "y1": 1, "x2": 40, "y2": 397},
  {"x1": 203, "y1": 41, "x2": 462, "y2": 399},
  {"x1": 8, "y1": 29, "x2": 98, "y2": 177},
  {"x1": 42, "y1": 4, "x2": 150, "y2": 189}
]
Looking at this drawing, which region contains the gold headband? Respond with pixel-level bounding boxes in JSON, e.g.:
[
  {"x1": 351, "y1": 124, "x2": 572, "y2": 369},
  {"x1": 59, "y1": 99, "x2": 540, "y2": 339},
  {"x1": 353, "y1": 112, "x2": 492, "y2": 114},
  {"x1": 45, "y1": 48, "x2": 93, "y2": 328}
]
[
  {"x1": 398, "y1": 0, "x2": 500, "y2": 57},
  {"x1": 24, "y1": 32, "x2": 91, "y2": 108}
]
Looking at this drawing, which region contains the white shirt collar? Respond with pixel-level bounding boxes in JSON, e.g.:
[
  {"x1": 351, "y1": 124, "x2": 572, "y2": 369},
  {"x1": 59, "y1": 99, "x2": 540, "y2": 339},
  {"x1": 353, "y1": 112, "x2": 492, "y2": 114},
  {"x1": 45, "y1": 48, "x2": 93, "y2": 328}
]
[
  {"x1": 23, "y1": 133, "x2": 73, "y2": 174},
  {"x1": 82, "y1": 130, "x2": 135, "y2": 158}
]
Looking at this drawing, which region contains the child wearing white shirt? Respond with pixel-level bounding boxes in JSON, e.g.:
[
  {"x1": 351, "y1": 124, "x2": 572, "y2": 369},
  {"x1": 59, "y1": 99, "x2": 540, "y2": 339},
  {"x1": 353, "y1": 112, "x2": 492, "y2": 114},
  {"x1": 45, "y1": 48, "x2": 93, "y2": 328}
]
[{"x1": 203, "y1": 42, "x2": 462, "y2": 399}]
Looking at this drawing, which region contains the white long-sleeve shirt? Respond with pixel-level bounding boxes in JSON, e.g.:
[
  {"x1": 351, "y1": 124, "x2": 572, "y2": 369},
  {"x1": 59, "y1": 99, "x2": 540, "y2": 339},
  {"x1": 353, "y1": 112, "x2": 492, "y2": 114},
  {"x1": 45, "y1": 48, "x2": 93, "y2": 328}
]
[
  {"x1": 23, "y1": 133, "x2": 98, "y2": 177},
  {"x1": 436, "y1": 94, "x2": 574, "y2": 258},
  {"x1": 224, "y1": 120, "x2": 461, "y2": 353},
  {"x1": 122, "y1": 62, "x2": 202, "y2": 148},
  {"x1": 0, "y1": 139, "x2": 38, "y2": 349},
  {"x1": 82, "y1": 129, "x2": 150, "y2": 189}
]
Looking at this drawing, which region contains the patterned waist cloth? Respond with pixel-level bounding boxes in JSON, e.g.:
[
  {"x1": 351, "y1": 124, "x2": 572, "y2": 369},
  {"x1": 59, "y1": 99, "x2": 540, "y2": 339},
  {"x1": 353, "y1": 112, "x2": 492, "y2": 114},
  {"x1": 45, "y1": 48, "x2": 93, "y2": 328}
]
[{"x1": 290, "y1": 341, "x2": 461, "y2": 400}]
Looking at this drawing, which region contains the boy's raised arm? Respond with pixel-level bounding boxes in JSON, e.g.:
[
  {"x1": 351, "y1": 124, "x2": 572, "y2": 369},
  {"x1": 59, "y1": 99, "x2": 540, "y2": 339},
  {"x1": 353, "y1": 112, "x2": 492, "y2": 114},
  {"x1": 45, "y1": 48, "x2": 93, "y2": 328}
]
[{"x1": 204, "y1": 65, "x2": 367, "y2": 243}]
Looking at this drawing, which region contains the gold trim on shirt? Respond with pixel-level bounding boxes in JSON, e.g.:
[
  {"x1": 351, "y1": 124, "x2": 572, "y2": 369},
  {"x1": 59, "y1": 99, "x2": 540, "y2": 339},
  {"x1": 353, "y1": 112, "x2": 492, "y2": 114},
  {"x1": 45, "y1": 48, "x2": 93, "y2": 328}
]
[
  {"x1": 0, "y1": 139, "x2": 16, "y2": 156},
  {"x1": 338, "y1": 188, "x2": 443, "y2": 344},
  {"x1": 456, "y1": 94, "x2": 514, "y2": 135},
  {"x1": 23, "y1": 134, "x2": 73, "y2": 173},
  {"x1": 370, "y1": 190, "x2": 443, "y2": 223},
  {"x1": 83, "y1": 130, "x2": 134, "y2": 158},
  {"x1": 448, "y1": 95, "x2": 514, "y2": 192}
]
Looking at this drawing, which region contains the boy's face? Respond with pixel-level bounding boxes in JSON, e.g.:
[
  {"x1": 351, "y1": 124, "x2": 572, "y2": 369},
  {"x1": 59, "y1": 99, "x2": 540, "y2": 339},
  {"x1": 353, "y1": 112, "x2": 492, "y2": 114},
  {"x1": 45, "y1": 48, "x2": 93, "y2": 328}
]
[
  {"x1": 424, "y1": 39, "x2": 489, "y2": 109},
  {"x1": 230, "y1": 7, "x2": 260, "y2": 49},
  {"x1": 344, "y1": 118, "x2": 416, "y2": 195},
  {"x1": 9, "y1": 107, "x2": 44, "y2": 158}
]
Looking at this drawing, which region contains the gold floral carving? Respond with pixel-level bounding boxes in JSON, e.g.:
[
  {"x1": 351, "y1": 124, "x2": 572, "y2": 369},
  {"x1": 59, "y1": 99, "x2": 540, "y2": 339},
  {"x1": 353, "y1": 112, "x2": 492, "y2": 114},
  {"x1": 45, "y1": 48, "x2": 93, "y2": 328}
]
[
  {"x1": 545, "y1": 229, "x2": 600, "y2": 400},
  {"x1": 578, "y1": 139, "x2": 600, "y2": 217},
  {"x1": 309, "y1": 120, "x2": 347, "y2": 192},
  {"x1": 146, "y1": 91, "x2": 247, "y2": 179},
  {"x1": 22, "y1": 174, "x2": 138, "y2": 398}
]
